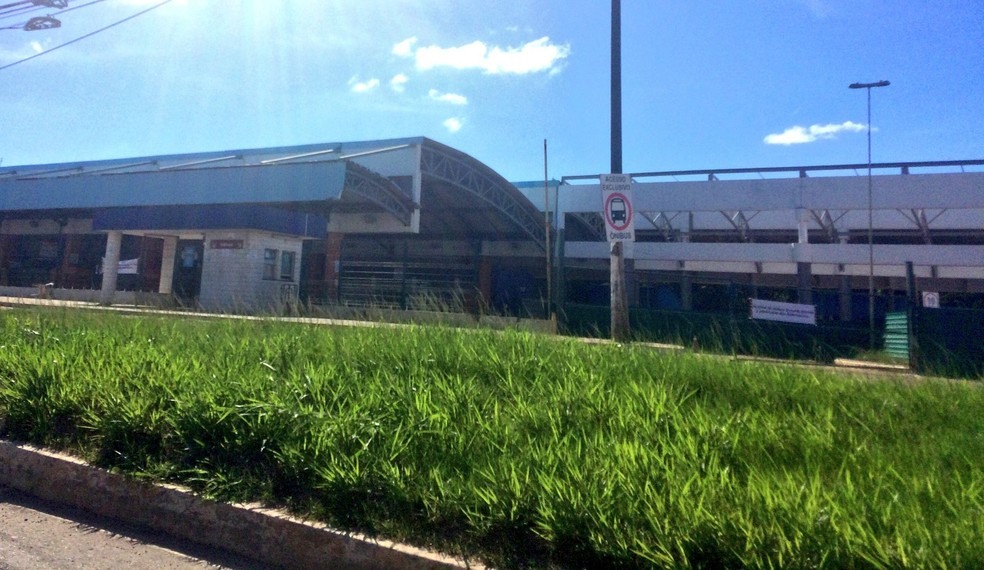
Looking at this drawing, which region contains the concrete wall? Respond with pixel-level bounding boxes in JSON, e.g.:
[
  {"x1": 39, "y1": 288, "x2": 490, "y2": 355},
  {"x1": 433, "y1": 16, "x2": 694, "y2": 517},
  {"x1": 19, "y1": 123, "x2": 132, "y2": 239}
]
[{"x1": 0, "y1": 286, "x2": 171, "y2": 306}]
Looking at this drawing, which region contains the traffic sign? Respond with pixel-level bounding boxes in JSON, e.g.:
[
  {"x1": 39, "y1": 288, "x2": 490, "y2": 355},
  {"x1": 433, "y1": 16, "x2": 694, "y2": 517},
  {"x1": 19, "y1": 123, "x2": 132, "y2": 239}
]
[
  {"x1": 600, "y1": 173, "x2": 635, "y2": 242},
  {"x1": 922, "y1": 291, "x2": 940, "y2": 308}
]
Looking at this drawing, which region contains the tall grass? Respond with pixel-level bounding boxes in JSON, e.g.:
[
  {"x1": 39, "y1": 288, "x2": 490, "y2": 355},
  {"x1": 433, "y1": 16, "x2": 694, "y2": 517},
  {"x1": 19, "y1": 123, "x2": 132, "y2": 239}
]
[{"x1": 1, "y1": 308, "x2": 982, "y2": 568}]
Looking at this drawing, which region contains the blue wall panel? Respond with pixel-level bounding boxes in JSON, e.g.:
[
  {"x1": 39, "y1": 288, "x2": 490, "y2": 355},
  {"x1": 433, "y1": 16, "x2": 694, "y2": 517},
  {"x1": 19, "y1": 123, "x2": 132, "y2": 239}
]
[{"x1": 93, "y1": 204, "x2": 326, "y2": 237}]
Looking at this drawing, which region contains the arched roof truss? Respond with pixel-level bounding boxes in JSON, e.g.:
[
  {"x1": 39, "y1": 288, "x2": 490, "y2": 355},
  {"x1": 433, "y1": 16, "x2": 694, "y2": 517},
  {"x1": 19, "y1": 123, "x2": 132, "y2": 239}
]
[{"x1": 420, "y1": 141, "x2": 546, "y2": 248}]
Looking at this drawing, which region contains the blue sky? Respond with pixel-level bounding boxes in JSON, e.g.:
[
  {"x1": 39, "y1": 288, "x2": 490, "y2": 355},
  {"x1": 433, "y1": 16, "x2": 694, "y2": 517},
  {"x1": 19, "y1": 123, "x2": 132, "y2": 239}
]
[{"x1": 1, "y1": 0, "x2": 982, "y2": 181}]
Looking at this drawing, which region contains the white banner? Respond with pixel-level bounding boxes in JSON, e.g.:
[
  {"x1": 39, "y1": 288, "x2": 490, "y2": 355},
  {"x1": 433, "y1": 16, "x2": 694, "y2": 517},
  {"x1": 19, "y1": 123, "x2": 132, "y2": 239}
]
[
  {"x1": 118, "y1": 258, "x2": 139, "y2": 275},
  {"x1": 750, "y1": 298, "x2": 816, "y2": 326},
  {"x1": 97, "y1": 258, "x2": 139, "y2": 275}
]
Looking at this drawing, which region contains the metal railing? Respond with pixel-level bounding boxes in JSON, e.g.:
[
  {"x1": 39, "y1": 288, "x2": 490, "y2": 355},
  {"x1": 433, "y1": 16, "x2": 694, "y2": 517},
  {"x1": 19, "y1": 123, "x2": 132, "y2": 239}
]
[{"x1": 561, "y1": 159, "x2": 984, "y2": 184}]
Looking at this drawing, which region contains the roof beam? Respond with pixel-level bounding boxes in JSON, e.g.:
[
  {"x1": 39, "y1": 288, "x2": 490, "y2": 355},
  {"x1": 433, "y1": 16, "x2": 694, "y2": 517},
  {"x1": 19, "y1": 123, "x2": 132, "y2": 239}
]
[
  {"x1": 342, "y1": 161, "x2": 415, "y2": 226},
  {"x1": 421, "y1": 144, "x2": 546, "y2": 248},
  {"x1": 159, "y1": 155, "x2": 241, "y2": 170}
]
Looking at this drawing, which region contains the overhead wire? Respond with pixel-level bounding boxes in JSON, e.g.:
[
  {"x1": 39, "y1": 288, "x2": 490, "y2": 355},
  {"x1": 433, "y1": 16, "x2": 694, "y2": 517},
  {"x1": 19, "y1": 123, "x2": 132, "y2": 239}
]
[
  {"x1": 0, "y1": 1, "x2": 72, "y2": 22},
  {"x1": 1, "y1": 0, "x2": 69, "y2": 12},
  {"x1": 0, "y1": 0, "x2": 173, "y2": 71},
  {"x1": 1, "y1": 0, "x2": 108, "y2": 29},
  {"x1": 51, "y1": 0, "x2": 107, "y2": 17},
  {"x1": 0, "y1": 5, "x2": 42, "y2": 24}
]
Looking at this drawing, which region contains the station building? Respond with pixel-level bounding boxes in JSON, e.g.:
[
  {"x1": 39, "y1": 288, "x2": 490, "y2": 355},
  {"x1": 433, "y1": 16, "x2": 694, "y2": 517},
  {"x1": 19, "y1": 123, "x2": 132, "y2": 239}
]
[
  {"x1": 1, "y1": 137, "x2": 983, "y2": 322},
  {"x1": 0, "y1": 137, "x2": 545, "y2": 314}
]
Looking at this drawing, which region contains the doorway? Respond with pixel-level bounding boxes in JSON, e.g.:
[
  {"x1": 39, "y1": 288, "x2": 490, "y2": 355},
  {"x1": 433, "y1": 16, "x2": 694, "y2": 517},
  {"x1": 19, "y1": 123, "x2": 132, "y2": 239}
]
[{"x1": 173, "y1": 240, "x2": 203, "y2": 303}]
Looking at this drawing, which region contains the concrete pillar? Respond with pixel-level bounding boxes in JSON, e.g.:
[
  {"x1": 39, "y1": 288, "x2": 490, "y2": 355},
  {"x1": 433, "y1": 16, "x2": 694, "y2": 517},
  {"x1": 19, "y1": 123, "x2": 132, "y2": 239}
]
[
  {"x1": 796, "y1": 208, "x2": 812, "y2": 305},
  {"x1": 680, "y1": 221, "x2": 692, "y2": 311},
  {"x1": 838, "y1": 237, "x2": 852, "y2": 321},
  {"x1": 680, "y1": 272, "x2": 693, "y2": 311},
  {"x1": 839, "y1": 276, "x2": 852, "y2": 322},
  {"x1": 797, "y1": 262, "x2": 813, "y2": 305},
  {"x1": 554, "y1": 228, "x2": 566, "y2": 313},
  {"x1": 158, "y1": 236, "x2": 178, "y2": 295},
  {"x1": 796, "y1": 210, "x2": 810, "y2": 243},
  {"x1": 100, "y1": 231, "x2": 123, "y2": 306}
]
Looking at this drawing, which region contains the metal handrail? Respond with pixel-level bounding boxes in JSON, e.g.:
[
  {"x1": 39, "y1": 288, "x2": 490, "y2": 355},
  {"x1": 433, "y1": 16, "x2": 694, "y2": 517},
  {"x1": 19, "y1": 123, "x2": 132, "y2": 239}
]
[{"x1": 561, "y1": 159, "x2": 984, "y2": 184}]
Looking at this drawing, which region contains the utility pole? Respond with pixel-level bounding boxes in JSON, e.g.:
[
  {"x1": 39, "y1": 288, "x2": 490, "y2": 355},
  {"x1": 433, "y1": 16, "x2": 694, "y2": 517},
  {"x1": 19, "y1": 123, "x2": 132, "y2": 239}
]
[
  {"x1": 543, "y1": 139, "x2": 553, "y2": 322},
  {"x1": 609, "y1": 0, "x2": 630, "y2": 342}
]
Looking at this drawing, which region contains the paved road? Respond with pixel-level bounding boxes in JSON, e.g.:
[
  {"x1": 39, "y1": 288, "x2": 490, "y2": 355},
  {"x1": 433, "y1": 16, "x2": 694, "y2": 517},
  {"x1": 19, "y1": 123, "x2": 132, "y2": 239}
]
[{"x1": 0, "y1": 486, "x2": 259, "y2": 570}]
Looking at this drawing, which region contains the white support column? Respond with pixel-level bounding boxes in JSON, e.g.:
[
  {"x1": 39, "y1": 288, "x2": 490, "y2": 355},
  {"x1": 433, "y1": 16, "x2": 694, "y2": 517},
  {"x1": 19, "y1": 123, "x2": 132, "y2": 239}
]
[
  {"x1": 838, "y1": 236, "x2": 853, "y2": 321},
  {"x1": 99, "y1": 231, "x2": 123, "y2": 306},
  {"x1": 158, "y1": 236, "x2": 178, "y2": 295},
  {"x1": 680, "y1": 272, "x2": 693, "y2": 311},
  {"x1": 797, "y1": 208, "x2": 809, "y2": 245},
  {"x1": 796, "y1": 208, "x2": 813, "y2": 304},
  {"x1": 680, "y1": 213, "x2": 693, "y2": 311}
]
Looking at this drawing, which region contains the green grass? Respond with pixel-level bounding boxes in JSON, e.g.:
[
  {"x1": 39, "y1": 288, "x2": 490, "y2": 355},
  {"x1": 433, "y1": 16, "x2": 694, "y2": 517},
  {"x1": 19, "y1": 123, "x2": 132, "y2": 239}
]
[{"x1": 1, "y1": 308, "x2": 982, "y2": 568}]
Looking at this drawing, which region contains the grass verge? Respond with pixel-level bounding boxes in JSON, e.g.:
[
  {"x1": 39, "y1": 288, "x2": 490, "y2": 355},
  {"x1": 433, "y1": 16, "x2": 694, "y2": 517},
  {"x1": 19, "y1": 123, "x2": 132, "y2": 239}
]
[{"x1": 1, "y1": 308, "x2": 982, "y2": 568}]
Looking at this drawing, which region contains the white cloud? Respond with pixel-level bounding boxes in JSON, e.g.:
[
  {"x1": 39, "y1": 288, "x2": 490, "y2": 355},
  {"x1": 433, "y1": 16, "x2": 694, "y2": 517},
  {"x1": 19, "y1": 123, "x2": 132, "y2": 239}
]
[
  {"x1": 392, "y1": 37, "x2": 418, "y2": 58},
  {"x1": 484, "y1": 37, "x2": 570, "y2": 74},
  {"x1": 443, "y1": 117, "x2": 463, "y2": 133},
  {"x1": 428, "y1": 89, "x2": 468, "y2": 105},
  {"x1": 390, "y1": 73, "x2": 409, "y2": 92},
  {"x1": 30, "y1": 41, "x2": 43, "y2": 54},
  {"x1": 416, "y1": 40, "x2": 486, "y2": 71},
  {"x1": 763, "y1": 121, "x2": 866, "y2": 145},
  {"x1": 410, "y1": 36, "x2": 570, "y2": 75},
  {"x1": 348, "y1": 76, "x2": 380, "y2": 93}
]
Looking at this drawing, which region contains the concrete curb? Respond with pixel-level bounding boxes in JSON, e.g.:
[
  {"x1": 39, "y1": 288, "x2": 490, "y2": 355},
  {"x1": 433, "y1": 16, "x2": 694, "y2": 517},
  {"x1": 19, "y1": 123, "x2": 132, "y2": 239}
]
[{"x1": 0, "y1": 440, "x2": 475, "y2": 569}]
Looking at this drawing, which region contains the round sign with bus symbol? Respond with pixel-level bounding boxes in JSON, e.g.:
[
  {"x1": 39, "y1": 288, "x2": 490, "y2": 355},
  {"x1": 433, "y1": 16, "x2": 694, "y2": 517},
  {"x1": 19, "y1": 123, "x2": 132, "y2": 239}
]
[{"x1": 605, "y1": 191, "x2": 632, "y2": 231}]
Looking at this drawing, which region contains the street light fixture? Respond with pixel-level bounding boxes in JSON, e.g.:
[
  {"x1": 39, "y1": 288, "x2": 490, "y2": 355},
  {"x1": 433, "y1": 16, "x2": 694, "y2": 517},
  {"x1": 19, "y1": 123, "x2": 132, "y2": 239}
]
[{"x1": 849, "y1": 80, "x2": 890, "y2": 350}]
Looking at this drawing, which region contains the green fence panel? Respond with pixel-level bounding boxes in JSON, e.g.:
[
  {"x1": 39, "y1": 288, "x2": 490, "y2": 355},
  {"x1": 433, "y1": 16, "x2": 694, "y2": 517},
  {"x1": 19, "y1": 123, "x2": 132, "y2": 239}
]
[{"x1": 883, "y1": 311, "x2": 910, "y2": 361}]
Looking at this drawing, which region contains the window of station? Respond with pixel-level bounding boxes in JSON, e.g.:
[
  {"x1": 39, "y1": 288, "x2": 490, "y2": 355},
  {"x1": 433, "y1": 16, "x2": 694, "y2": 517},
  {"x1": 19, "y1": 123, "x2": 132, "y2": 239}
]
[
  {"x1": 263, "y1": 248, "x2": 296, "y2": 281},
  {"x1": 263, "y1": 249, "x2": 277, "y2": 280},
  {"x1": 280, "y1": 250, "x2": 295, "y2": 281}
]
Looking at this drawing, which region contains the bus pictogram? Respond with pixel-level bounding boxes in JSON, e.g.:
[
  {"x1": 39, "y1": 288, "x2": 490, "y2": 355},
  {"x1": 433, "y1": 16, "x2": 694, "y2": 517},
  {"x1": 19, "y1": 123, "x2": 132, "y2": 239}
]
[{"x1": 610, "y1": 197, "x2": 627, "y2": 222}]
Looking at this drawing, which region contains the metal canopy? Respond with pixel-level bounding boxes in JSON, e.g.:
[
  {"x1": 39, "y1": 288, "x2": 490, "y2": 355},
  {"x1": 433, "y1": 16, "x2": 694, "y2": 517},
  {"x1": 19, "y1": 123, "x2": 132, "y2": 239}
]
[
  {"x1": 339, "y1": 160, "x2": 415, "y2": 226},
  {"x1": 0, "y1": 137, "x2": 546, "y2": 245},
  {"x1": 419, "y1": 139, "x2": 546, "y2": 248},
  {"x1": 0, "y1": 156, "x2": 412, "y2": 225}
]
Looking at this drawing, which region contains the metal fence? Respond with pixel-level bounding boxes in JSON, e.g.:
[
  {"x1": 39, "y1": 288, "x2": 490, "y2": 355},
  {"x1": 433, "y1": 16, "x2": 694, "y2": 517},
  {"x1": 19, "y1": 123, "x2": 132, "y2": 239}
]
[{"x1": 337, "y1": 259, "x2": 477, "y2": 311}]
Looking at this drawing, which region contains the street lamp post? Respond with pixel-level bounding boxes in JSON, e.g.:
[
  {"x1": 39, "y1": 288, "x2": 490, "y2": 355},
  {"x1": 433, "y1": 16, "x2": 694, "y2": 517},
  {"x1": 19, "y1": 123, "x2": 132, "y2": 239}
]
[{"x1": 849, "y1": 80, "x2": 890, "y2": 350}]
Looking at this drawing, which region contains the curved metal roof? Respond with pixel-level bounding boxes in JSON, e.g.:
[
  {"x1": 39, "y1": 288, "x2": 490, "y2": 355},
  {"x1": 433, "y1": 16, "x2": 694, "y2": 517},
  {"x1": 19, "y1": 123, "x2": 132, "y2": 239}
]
[
  {"x1": 0, "y1": 137, "x2": 544, "y2": 247},
  {"x1": 417, "y1": 138, "x2": 545, "y2": 246}
]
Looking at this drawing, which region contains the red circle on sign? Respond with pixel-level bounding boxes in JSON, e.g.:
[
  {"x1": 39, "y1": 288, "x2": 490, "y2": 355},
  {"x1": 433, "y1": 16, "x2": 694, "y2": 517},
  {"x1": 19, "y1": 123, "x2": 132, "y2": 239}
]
[{"x1": 605, "y1": 192, "x2": 632, "y2": 231}]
